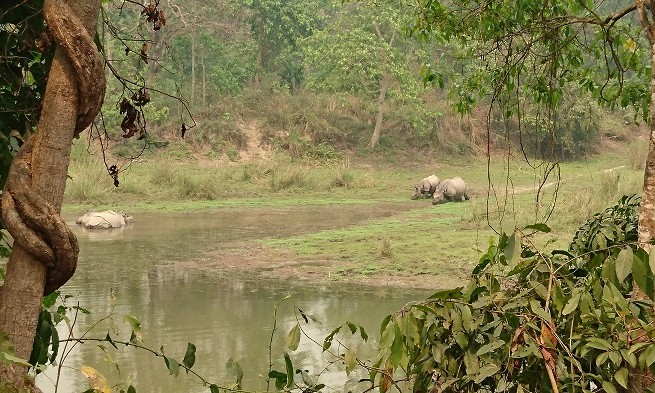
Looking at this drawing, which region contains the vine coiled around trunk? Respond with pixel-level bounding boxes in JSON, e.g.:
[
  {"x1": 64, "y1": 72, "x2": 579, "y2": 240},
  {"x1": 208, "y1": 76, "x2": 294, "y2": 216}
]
[{"x1": 0, "y1": 0, "x2": 106, "y2": 295}]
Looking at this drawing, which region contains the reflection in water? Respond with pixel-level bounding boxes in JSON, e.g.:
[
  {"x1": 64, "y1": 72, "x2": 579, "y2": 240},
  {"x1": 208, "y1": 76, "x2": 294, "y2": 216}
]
[{"x1": 36, "y1": 205, "x2": 430, "y2": 392}]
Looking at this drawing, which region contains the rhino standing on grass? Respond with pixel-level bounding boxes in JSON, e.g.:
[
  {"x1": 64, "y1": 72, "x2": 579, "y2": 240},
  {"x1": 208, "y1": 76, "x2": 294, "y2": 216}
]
[
  {"x1": 411, "y1": 175, "x2": 441, "y2": 199},
  {"x1": 432, "y1": 177, "x2": 470, "y2": 205},
  {"x1": 76, "y1": 210, "x2": 134, "y2": 229}
]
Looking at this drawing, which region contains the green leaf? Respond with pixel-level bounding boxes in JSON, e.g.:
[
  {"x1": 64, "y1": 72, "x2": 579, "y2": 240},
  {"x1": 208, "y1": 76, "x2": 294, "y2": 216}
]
[
  {"x1": 455, "y1": 332, "x2": 469, "y2": 350},
  {"x1": 524, "y1": 223, "x2": 551, "y2": 233},
  {"x1": 268, "y1": 370, "x2": 287, "y2": 390},
  {"x1": 463, "y1": 349, "x2": 479, "y2": 375},
  {"x1": 163, "y1": 356, "x2": 179, "y2": 377},
  {"x1": 504, "y1": 232, "x2": 522, "y2": 269},
  {"x1": 529, "y1": 300, "x2": 550, "y2": 321},
  {"x1": 347, "y1": 322, "x2": 357, "y2": 334},
  {"x1": 182, "y1": 343, "x2": 196, "y2": 371},
  {"x1": 209, "y1": 384, "x2": 220, "y2": 393},
  {"x1": 428, "y1": 287, "x2": 463, "y2": 300},
  {"x1": 286, "y1": 323, "x2": 301, "y2": 351},
  {"x1": 601, "y1": 256, "x2": 619, "y2": 286},
  {"x1": 610, "y1": 350, "x2": 622, "y2": 366},
  {"x1": 649, "y1": 249, "x2": 655, "y2": 275},
  {"x1": 621, "y1": 348, "x2": 637, "y2": 368},
  {"x1": 323, "y1": 326, "x2": 341, "y2": 351},
  {"x1": 615, "y1": 367, "x2": 629, "y2": 388},
  {"x1": 42, "y1": 291, "x2": 58, "y2": 308},
  {"x1": 615, "y1": 247, "x2": 633, "y2": 282},
  {"x1": 474, "y1": 364, "x2": 500, "y2": 383},
  {"x1": 477, "y1": 340, "x2": 504, "y2": 356},
  {"x1": 633, "y1": 250, "x2": 655, "y2": 300},
  {"x1": 596, "y1": 352, "x2": 609, "y2": 368},
  {"x1": 359, "y1": 326, "x2": 368, "y2": 341},
  {"x1": 529, "y1": 280, "x2": 548, "y2": 300},
  {"x1": 1, "y1": 353, "x2": 31, "y2": 367},
  {"x1": 562, "y1": 288, "x2": 582, "y2": 315},
  {"x1": 602, "y1": 380, "x2": 618, "y2": 393},
  {"x1": 640, "y1": 345, "x2": 655, "y2": 367},
  {"x1": 284, "y1": 353, "x2": 294, "y2": 388},
  {"x1": 49, "y1": 326, "x2": 59, "y2": 364},
  {"x1": 124, "y1": 314, "x2": 142, "y2": 343},
  {"x1": 460, "y1": 305, "x2": 474, "y2": 332},
  {"x1": 123, "y1": 314, "x2": 141, "y2": 331},
  {"x1": 586, "y1": 337, "x2": 613, "y2": 351},
  {"x1": 380, "y1": 315, "x2": 392, "y2": 336},
  {"x1": 390, "y1": 323, "x2": 404, "y2": 366}
]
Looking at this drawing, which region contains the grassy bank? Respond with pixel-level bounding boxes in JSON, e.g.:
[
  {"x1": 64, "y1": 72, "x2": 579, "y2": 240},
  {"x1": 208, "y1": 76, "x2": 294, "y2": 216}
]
[{"x1": 63, "y1": 138, "x2": 645, "y2": 283}]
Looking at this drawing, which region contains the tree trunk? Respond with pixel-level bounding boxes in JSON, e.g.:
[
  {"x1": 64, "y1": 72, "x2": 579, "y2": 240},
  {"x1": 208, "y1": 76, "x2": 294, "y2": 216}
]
[
  {"x1": 0, "y1": 0, "x2": 102, "y2": 390},
  {"x1": 201, "y1": 47, "x2": 207, "y2": 108},
  {"x1": 191, "y1": 27, "x2": 196, "y2": 108},
  {"x1": 639, "y1": 44, "x2": 655, "y2": 247},
  {"x1": 255, "y1": 19, "x2": 265, "y2": 89},
  {"x1": 369, "y1": 72, "x2": 391, "y2": 149},
  {"x1": 631, "y1": 2, "x2": 655, "y2": 386}
]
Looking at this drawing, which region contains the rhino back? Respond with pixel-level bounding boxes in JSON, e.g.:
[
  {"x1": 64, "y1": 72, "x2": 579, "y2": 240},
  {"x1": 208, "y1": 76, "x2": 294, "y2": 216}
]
[
  {"x1": 442, "y1": 178, "x2": 466, "y2": 198},
  {"x1": 426, "y1": 175, "x2": 440, "y2": 187}
]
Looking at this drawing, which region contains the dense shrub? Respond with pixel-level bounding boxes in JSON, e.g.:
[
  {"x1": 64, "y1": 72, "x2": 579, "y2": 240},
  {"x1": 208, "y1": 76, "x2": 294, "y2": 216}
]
[{"x1": 369, "y1": 196, "x2": 655, "y2": 392}]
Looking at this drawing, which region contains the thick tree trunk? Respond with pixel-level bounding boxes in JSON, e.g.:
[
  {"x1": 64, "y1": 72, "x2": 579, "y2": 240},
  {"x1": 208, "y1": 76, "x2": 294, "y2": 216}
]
[
  {"x1": 639, "y1": 44, "x2": 655, "y2": 247},
  {"x1": 369, "y1": 72, "x2": 391, "y2": 148},
  {"x1": 629, "y1": 39, "x2": 655, "y2": 393},
  {"x1": 0, "y1": 0, "x2": 102, "y2": 390}
]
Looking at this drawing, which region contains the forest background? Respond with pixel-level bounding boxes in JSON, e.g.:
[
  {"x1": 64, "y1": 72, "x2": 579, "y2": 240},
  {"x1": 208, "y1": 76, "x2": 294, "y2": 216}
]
[{"x1": 60, "y1": 0, "x2": 646, "y2": 218}]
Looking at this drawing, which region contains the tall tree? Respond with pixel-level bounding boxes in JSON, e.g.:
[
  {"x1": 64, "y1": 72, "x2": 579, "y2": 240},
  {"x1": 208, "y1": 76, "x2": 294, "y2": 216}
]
[
  {"x1": 404, "y1": 0, "x2": 653, "y2": 389},
  {"x1": 245, "y1": 0, "x2": 322, "y2": 89},
  {"x1": 0, "y1": 0, "x2": 105, "y2": 390},
  {"x1": 303, "y1": 0, "x2": 423, "y2": 148}
]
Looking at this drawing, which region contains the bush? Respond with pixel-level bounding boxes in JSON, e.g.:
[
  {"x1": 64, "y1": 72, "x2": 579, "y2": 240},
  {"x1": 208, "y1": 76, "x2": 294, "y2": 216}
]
[
  {"x1": 268, "y1": 168, "x2": 307, "y2": 191},
  {"x1": 369, "y1": 196, "x2": 655, "y2": 392}
]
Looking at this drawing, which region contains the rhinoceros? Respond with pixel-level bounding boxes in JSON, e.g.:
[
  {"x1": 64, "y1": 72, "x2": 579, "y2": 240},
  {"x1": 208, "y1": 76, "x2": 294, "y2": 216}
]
[
  {"x1": 432, "y1": 177, "x2": 470, "y2": 205},
  {"x1": 411, "y1": 175, "x2": 440, "y2": 199},
  {"x1": 76, "y1": 210, "x2": 134, "y2": 229}
]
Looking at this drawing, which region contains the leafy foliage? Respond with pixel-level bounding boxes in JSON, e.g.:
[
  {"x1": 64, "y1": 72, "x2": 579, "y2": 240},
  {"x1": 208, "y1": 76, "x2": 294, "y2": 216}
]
[
  {"x1": 410, "y1": 0, "x2": 649, "y2": 162},
  {"x1": 368, "y1": 195, "x2": 655, "y2": 392},
  {"x1": 245, "y1": 0, "x2": 324, "y2": 89},
  {"x1": 0, "y1": 1, "x2": 53, "y2": 188}
]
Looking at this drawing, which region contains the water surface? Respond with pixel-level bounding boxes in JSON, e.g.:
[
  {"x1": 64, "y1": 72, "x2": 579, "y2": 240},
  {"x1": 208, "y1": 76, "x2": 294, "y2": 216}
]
[{"x1": 36, "y1": 204, "x2": 432, "y2": 393}]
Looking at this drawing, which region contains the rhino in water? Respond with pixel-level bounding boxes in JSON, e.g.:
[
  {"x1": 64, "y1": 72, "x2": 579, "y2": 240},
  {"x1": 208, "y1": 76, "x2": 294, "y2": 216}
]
[
  {"x1": 76, "y1": 210, "x2": 134, "y2": 229},
  {"x1": 432, "y1": 177, "x2": 470, "y2": 204},
  {"x1": 411, "y1": 175, "x2": 440, "y2": 199}
]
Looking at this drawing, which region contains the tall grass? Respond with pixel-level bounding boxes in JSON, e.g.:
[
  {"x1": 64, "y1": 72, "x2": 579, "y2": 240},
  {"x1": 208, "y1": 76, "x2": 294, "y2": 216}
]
[
  {"x1": 528, "y1": 169, "x2": 642, "y2": 231},
  {"x1": 268, "y1": 168, "x2": 308, "y2": 191},
  {"x1": 627, "y1": 139, "x2": 648, "y2": 170},
  {"x1": 65, "y1": 160, "x2": 113, "y2": 203}
]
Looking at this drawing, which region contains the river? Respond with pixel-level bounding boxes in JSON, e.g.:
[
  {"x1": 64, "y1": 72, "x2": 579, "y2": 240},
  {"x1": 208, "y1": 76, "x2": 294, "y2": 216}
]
[{"x1": 34, "y1": 204, "x2": 434, "y2": 393}]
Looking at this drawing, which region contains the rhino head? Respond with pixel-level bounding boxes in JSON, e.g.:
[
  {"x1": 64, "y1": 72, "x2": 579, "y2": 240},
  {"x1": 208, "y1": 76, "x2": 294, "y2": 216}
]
[
  {"x1": 432, "y1": 188, "x2": 446, "y2": 205},
  {"x1": 410, "y1": 185, "x2": 423, "y2": 200}
]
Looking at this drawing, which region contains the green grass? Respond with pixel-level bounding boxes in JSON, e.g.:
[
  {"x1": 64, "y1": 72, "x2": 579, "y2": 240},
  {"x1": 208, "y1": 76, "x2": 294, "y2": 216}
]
[
  {"x1": 262, "y1": 202, "x2": 487, "y2": 280},
  {"x1": 64, "y1": 142, "x2": 644, "y2": 279},
  {"x1": 254, "y1": 157, "x2": 642, "y2": 279}
]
